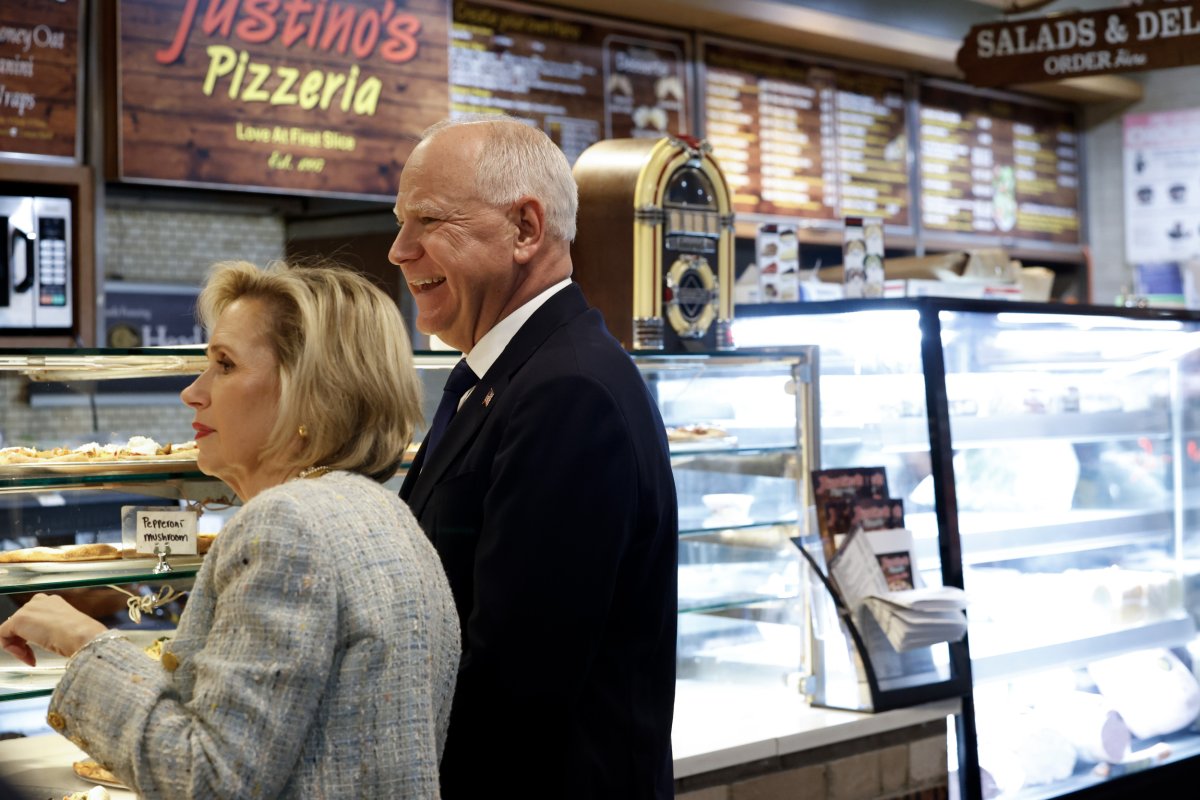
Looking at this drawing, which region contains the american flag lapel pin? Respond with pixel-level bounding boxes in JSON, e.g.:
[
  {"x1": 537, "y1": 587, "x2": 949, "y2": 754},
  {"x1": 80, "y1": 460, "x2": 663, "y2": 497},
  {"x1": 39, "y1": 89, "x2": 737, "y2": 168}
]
[{"x1": 483, "y1": 388, "x2": 495, "y2": 407}]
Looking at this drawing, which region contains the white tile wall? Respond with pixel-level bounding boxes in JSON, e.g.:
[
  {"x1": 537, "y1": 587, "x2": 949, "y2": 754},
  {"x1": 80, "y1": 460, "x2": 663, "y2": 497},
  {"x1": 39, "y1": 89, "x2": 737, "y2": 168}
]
[{"x1": 104, "y1": 208, "x2": 285, "y2": 283}]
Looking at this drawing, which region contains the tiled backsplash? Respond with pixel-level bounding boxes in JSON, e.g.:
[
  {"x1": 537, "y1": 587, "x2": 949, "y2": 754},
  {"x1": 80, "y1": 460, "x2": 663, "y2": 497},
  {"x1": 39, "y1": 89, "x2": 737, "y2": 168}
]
[{"x1": 105, "y1": 207, "x2": 285, "y2": 283}]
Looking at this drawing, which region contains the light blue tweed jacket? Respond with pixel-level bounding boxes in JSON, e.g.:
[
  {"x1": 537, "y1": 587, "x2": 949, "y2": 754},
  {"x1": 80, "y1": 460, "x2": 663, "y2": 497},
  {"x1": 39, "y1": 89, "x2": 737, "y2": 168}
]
[{"x1": 49, "y1": 471, "x2": 460, "y2": 799}]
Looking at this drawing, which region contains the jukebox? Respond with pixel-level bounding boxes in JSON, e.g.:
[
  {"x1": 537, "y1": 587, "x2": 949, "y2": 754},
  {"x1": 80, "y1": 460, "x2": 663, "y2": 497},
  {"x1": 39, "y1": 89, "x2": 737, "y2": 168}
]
[{"x1": 571, "y1": 135, "x2": 735, "y2": 352}]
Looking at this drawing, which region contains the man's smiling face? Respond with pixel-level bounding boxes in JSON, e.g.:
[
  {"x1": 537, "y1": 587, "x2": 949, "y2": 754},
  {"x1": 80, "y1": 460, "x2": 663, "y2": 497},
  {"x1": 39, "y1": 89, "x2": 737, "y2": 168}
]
[{"x1": 388, "y1": 126, "x2": 521, "y2": 352}]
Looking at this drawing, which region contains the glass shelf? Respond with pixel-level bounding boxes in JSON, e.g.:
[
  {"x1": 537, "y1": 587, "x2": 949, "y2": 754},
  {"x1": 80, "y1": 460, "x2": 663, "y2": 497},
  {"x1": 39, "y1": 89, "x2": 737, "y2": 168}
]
[
  {"x1": 0, "y1": 566, "x2": 198, "y2": 595},
  {"x1": 678, "y1": 591, "x2": 802, "y2": 615},
  {"x1": 669, "y1": 443, "x2": 797, "y2": 459},
  {"x1": 0, "y1": 347, "x2": 206, "y2": 381},
  {"x1": 0, "y1": 687, "x2": 53, "y2": 703},
  {"x1": 0, "y1": 628, "x2": 176, "y2": 703},
  {"x1": 675, "y1": 471, "x2": 800, "y2": 532},
  {"x1": 970, "y1": 615, "x2": 1197, "y2": 682},
  {"x1": 679, "y1": 518, "x2": 799, "y2": 538},
  {"x1": 0, "y1": 469, "x2": 209, "y2": 493}
]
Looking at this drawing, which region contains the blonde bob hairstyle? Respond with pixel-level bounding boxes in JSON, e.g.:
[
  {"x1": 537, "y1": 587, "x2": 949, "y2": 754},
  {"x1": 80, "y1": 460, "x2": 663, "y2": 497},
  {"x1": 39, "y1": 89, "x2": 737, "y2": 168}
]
[{"x1": 195, "y1": 260, "x2": 422, "y2": 483}]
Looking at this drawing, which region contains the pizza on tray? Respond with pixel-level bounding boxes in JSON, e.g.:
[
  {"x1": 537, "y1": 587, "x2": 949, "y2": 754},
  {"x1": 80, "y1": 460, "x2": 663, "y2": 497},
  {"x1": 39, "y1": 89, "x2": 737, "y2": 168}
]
[
  {"x1": 0, "y1": 543, "x2": 122, "y2": 564},
  {"x1": 71, "y1": 758, "x2": 126, "y2": 791},
  {"x1": 665, "y1": 424, "x2": 730, "y2": 443},
  {"x1": 0, "y1": 437, "x2": 197, "y2": 466},
  {"x1": 0, "y1": 534, "x2": 218, "y2": 565}
]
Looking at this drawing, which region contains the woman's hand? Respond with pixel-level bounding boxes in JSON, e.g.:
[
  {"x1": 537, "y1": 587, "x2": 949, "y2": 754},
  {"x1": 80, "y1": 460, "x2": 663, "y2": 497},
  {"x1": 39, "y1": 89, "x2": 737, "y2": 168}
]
[{"x1": 0, "y1": 594, "x2": 109, "y2": 666}]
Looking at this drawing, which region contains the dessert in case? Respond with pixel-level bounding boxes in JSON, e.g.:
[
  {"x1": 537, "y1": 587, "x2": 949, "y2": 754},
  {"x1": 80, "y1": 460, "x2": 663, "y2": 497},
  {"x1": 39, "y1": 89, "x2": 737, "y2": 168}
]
[
  {"x1": 666, "y1": 424, "x2": 730, "y2": 443},
  {"x1": 72, "y1": 758, "x2": 124, "y2": 790},
  {"x1": 63, "y1": 787, "x2": 110, "y2": 800}
]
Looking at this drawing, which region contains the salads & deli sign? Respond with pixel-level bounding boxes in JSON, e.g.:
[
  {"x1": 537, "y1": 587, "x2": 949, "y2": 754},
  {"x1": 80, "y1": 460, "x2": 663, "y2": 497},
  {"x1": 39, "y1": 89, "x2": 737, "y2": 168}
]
[{"x1": 957, "y1": 0, "x2": 1200, "y2": 87}]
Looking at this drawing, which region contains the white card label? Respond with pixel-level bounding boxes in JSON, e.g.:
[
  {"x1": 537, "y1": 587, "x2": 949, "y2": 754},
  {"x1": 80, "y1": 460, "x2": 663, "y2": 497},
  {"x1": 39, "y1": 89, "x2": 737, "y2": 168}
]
[{"x1": 133, "y1": 509, "x2": 198, "y2": 555}]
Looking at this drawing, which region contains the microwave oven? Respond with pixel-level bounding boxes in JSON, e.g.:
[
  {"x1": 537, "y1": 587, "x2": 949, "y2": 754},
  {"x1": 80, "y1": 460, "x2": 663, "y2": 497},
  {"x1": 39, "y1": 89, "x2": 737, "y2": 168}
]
[{"x1": 0, "y1": 195, "x2": 72, "y2": 331}]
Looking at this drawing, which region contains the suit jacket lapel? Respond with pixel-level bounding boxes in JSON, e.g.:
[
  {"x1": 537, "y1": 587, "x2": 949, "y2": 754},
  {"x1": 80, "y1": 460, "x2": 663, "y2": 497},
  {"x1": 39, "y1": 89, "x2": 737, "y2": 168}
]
[{"x1": 403, "y1": 284, "x2": 591, "y2": 517}]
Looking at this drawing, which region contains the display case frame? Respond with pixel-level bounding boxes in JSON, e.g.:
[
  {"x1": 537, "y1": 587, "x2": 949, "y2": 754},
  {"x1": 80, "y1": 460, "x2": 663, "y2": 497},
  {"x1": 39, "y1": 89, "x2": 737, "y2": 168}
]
[{"x1": 734, "y1": 296, "x2": 1200, "y2": 800}]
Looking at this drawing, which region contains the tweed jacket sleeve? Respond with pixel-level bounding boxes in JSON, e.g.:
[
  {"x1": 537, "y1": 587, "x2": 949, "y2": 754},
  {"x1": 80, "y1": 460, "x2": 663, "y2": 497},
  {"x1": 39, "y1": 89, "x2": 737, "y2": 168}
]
[{"x1": 49, "y1": 491, "x2": 339, "y2": 800}]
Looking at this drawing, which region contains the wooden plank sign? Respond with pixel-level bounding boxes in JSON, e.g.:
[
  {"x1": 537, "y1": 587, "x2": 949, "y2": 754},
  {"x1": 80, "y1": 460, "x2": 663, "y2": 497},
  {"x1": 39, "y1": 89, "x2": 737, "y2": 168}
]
[
  {"x1": 957, "y1": 1, "x2": 1200, "y2": 88},
  {"x1": 116, "y1": 0, "x2": 450, "y2": 199},
  {"x1": 0, "y1": 0, "x2": 82, "y2": 163}
]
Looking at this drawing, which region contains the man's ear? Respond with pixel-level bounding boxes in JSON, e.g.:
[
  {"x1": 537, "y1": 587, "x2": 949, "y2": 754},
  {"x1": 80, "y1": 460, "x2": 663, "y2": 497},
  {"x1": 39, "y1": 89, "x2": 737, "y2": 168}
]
[{"x1": 511, "y1": 196, "x2": 546, "y2": 265}]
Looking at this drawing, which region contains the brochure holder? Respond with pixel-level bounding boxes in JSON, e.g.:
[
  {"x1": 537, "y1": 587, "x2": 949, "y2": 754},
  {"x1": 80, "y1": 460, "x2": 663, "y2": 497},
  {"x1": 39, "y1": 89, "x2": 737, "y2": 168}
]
[{"x1": 794, "y1": 535, "x2": 970, "y2": 713}]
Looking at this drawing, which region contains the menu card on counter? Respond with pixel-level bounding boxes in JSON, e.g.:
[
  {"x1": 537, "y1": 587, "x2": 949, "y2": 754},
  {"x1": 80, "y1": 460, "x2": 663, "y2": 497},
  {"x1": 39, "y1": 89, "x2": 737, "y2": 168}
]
[
  {"x1": 0, "y1": 0, "x2": 81, "y2": 162},
  {"x1": 699, "y1": 38, "x2": 910, "y2": 231},
  {"x1": 116, "y1": 0, "x2": 450, "y2": 199},
  {"x1": 918, "y1": 82, "x2": 1081, "y2": 248},
  {"x1": 451, "y1": 0, "x2": 691, "y2": 165}
]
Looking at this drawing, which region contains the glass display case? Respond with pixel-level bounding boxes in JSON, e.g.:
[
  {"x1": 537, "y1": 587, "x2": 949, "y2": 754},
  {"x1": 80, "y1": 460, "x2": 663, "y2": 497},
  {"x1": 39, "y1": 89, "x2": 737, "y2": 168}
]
[
  {"x1": 414, "y1": 348, "x2": 821, "y2": 705},
  {"x1": 0, "y1": 343, "x2": 974, "y2": 764},
  {"x1": 633, "y1": 350, "x2": 816, "y2": 702},
  {"x1": 734, "y1": 297, "x2": 1200, "y2": 800},
  {"x1": 0, "y1": 348, "x2": 220, "y2": 723},
  {"x1": 0, "y1": 347, "x2": 827, "y2": 729}
]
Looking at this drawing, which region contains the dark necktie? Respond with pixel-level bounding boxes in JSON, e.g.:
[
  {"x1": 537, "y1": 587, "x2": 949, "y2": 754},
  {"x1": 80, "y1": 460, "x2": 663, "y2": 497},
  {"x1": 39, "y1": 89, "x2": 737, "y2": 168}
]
[{"x1": 424, "y1": 358, "x2": 477, "y2": 462}]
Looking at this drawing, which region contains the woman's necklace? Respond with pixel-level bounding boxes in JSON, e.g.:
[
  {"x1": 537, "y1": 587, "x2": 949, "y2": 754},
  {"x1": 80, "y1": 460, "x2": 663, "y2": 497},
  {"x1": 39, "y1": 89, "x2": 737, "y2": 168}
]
[{"x1": 297, "y1": 465, "x2": 331, "y2": 480}]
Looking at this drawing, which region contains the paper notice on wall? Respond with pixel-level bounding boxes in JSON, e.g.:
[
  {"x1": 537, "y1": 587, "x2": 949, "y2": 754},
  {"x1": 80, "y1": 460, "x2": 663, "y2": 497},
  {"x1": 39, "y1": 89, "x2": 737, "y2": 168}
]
[{"x1": 1124, "y1": 109, "x2": 1200, "y2": 264}]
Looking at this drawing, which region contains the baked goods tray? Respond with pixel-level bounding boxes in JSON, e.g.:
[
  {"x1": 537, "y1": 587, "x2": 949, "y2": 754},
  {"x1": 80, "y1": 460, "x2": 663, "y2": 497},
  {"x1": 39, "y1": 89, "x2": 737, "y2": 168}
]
[
  {"x1": 668, "y1": 436, "x2": 739, "y2": 453},
  {"x1": 0, "y1": 457, "x2": 199, "y2": 479}
]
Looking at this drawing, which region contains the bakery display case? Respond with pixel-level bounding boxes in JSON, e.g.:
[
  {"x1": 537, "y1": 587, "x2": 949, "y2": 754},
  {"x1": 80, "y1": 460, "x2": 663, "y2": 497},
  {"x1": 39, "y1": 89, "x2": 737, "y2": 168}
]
[
  {"x1": 413, "y1": 348, "x2": 820, "y2": 702},
  {"x1": 0, "y1": 347, "x2": 825, "y2": 717},
  {"x1": 0, "y1": 342, "x2": 961, "y2": 793},
  {"x1": 632, "y1": 350, "x2": 816, "y2": 695},
  {"x1": 0, "y1": 347, "x2": 221, "y2": 714},
  {"x1": 734, "y1": 297, "x2": 1200, "y2": 800}
]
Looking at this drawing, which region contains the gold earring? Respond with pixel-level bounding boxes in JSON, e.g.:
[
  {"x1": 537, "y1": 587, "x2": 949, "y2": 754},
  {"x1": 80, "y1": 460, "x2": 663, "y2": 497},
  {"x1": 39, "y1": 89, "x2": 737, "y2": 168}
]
[{"x1": 298, "y1": 424, "x2": 308, "y2": 438}]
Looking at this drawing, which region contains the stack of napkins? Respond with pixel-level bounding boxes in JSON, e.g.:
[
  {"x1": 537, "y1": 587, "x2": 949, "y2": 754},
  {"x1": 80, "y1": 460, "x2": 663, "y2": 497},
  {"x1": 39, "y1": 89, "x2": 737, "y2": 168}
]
[{"x1": 862, "y1": 586, "x2": 968, "y2": 652}]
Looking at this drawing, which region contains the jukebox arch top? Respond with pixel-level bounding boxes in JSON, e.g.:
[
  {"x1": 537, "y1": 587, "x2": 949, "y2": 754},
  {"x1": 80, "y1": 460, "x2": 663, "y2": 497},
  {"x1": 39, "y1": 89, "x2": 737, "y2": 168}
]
[{"x1": 572, "y1": 135, "x2": 735, "y2": 352}]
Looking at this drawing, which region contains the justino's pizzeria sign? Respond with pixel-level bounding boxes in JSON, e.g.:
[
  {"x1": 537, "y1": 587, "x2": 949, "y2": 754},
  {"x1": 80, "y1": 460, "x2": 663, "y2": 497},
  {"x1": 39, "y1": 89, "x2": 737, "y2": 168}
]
[
  {"x1": 114, "y1": 0, "x2": 449, "y2": 199},
  {"x1": 956, "y1": 0, "x2": 1200, "y2": 88}
]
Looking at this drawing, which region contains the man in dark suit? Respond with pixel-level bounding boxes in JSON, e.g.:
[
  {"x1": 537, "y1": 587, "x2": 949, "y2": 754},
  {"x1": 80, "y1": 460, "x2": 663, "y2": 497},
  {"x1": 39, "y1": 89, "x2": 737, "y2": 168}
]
[{"x1": 391, "y1": 116, "x2": 677, "y2": 800}]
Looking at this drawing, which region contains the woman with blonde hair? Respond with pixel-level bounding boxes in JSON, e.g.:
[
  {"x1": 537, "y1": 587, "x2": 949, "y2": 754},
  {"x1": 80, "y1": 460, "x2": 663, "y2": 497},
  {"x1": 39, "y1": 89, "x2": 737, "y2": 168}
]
[{"x1": 0, "y1": 260, "x2": 459, "y2": 799}]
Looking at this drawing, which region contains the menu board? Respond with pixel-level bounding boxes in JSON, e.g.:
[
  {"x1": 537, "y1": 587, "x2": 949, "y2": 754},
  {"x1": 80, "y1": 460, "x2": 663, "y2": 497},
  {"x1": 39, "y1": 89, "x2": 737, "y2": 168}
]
[
  {"x1": 698, "y1": 38, "x2": 910, "y2": 230},
  {"x1": 450, "y1": 0, "x2": 691, "y2": 165},
  {"x1": 0, "y1": 0, "x2": 81, "y2": 162},
  {"x1": 116, "y1": 0, "x2": 450, "y2": 199},
  {"x1": 918, "y1": 83, "x2": 1080, "y2": 247}
]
